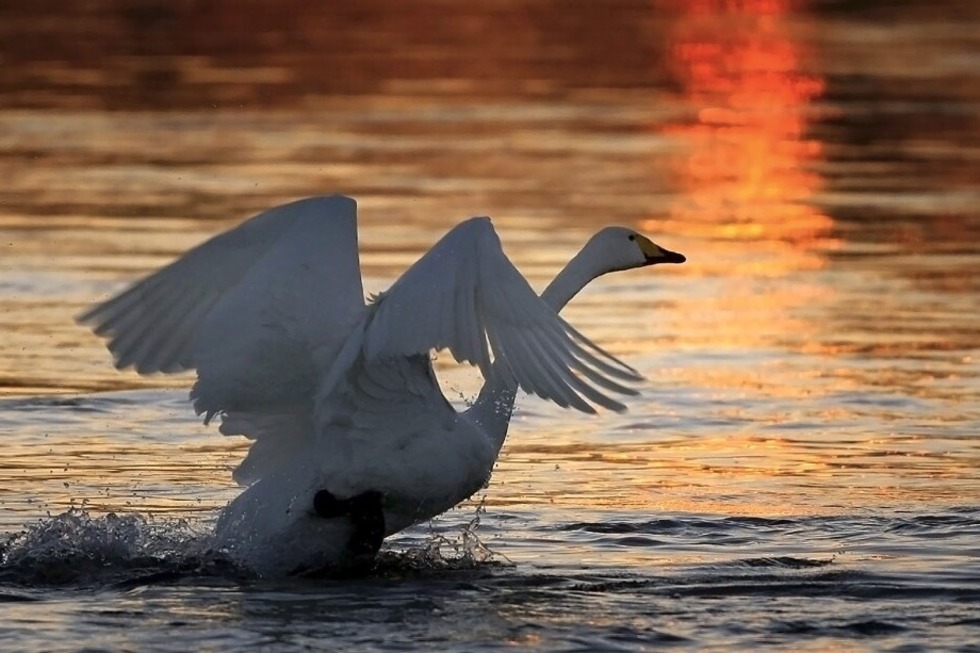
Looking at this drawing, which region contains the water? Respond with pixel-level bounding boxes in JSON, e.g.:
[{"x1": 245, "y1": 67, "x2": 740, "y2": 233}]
[{"x1": 1, "y1": 1, "x2": 979, "y2": 650}]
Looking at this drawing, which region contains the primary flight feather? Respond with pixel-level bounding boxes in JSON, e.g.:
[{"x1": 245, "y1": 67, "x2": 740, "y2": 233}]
[{"x1": 79, "y1": 195, "x2": 685, "y2": 576}]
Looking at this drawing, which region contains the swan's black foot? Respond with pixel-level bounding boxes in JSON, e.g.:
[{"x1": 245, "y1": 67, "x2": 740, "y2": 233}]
[
  {"x1": 313, "y1": 489, "x2": 386, "y2": 573},
  {"x1": 346, "y1": 490, "x2": 385, "y2": 571},
  {"x1": 313, "y1": 489, "x2": 346, "y2": 518}
]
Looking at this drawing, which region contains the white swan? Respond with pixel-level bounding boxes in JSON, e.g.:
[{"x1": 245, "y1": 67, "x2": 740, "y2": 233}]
[{"x1": 79, "y1": 195, "x2": 685, "y2": 576}]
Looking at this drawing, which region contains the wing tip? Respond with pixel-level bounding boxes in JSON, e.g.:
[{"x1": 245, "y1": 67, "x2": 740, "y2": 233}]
[
  {"x1": 75, "y1": 301, "x2": 109, "y2": 328},
  {"x1": 297, "y1": 193, "x2": 357, "y2": 213}
]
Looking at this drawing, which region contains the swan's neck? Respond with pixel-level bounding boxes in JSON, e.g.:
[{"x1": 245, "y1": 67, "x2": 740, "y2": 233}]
[
  {"x1": 539, "y1": 249, "x2": 599, "y2": 310},
  {"x1": 465, "y1": 246, "x2": 604, "y2": 453}
]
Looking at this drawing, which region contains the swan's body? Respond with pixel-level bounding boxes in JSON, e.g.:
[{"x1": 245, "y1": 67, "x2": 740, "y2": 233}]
[{"x1": 80, "y1": 195, "x2": 684, "y2": 576}]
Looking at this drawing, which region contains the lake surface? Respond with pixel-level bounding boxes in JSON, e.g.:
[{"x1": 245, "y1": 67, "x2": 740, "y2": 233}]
[{"x1": 1, "y1": 1, "x2": 979, "y2": 650}]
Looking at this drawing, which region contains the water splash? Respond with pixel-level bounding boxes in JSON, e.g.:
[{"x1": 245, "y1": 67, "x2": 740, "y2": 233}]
[
  {"x1": 394, "y1": 500, "x2": 510, "y2": 571},
  {"x1": 1, "y1": 505, "x2": 507, "y2": 586},
  {"x1": 0, "y1": 509, "x2": 218, "y2": 586}
]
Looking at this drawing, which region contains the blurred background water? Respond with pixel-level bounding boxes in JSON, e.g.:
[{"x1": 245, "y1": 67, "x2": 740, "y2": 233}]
[{"x1": 1, "y1": 1, "x2": 978, "y2": 651}]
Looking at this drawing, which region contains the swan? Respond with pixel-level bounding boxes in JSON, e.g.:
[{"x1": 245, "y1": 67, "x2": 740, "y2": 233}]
[{"x1": 78, "y1": 195, "x2": 685, "y2": 576}]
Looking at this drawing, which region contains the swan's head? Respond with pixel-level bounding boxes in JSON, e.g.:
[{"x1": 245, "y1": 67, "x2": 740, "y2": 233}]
[{"x1": 585, "y1": 226, "x2": 686, "y2": 275}]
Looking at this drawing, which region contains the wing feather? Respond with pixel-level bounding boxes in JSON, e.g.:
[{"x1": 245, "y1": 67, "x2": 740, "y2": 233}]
[
  {"x1": 519, "y1": 327, "x2": 597, "y2": 413},
  {"x1": 78, "y1": 195, "x2": 364, "y2": 377},
  {"x1": 363, "y1": 217, "x2": 641, "y2": 413},
  {"x1": 80, "y1": 195, "x2": 369, "y2": 484},
  {"x1": 564, "y1": 326, "x2": 642, "y2": 381},
  {"x1": 505, "y1": 325, "x2": 584, "y2": 411},
  {"x1": 81, "y1": 194, "x2": 366, "y2": 427},
  {"x1": 111, "y1": 284, "x2": 202, "y2": 372},
  {"x1": 218, "y1": 408, "x2": 313, "y2": 485},
  {"x1": 525, "y1": 326, "x2": 634, "y2": 411}
]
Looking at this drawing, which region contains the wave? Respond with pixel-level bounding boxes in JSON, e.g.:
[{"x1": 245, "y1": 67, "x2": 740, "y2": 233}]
[{"x1": 4, "y1": 507, "x2": 979, "y2": 607}]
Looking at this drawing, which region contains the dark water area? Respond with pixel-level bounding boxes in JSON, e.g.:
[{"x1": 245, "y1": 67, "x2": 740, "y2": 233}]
[
  {"x1": 0, "y1": 0, "x2": 674, "y2": 108},
  {"x1": 1, "y1": 1, "x2": 979, "y2": 650},
  {"x1": 1, "y1": 502, "x2": 978, "y2": 651}
]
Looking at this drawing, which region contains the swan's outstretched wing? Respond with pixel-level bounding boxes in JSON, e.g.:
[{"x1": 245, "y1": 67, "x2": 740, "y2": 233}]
[
  {"x1": 363, "y1": 217, "x2": 642, "y2": 413},
  {"x1": 78, "y1": 194, "x2": 366, "y2": 422}
]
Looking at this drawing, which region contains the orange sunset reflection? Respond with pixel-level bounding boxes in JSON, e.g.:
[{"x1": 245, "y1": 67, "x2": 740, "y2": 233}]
[{"x1": 652, "y1": 0, "x2": 832, "y2": 252}]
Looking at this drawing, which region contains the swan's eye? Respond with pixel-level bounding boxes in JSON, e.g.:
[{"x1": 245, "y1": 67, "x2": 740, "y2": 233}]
[{"x1": 628, "y1": 234, "x2": 636, "y2": 241}]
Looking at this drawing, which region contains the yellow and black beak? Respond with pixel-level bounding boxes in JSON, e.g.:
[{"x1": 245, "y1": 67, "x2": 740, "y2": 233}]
[{"x1": 637, "y1": 235, "x2": 686, "y2": 265}]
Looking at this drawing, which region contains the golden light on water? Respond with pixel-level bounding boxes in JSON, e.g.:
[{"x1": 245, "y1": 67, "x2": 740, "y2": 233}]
[
  {"x1": 653, "y1": 0, "x2": 832, "y2": 248},
  {"x1": 635, "y1": 0, "x2": 840, "y2": 403}
]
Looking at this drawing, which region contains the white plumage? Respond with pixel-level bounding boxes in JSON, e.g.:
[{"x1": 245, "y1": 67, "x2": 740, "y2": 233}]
[{"x1": 79, "y1": 195, "x2": 684, "y2": 576}]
